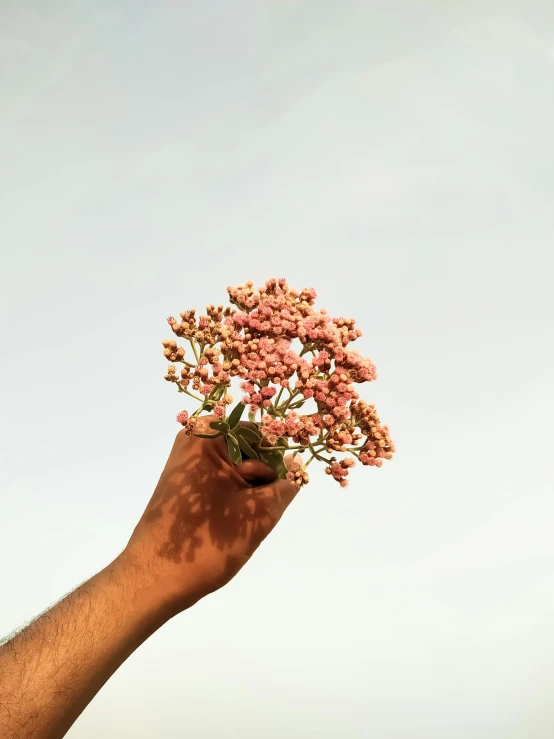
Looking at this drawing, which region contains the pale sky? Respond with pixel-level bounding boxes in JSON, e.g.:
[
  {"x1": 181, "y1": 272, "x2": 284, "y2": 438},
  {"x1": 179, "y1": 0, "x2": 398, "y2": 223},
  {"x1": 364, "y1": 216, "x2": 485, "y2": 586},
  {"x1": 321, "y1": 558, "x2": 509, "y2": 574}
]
[{"x1": 1, "y1": 2, "x2": 554, "y2": 737}]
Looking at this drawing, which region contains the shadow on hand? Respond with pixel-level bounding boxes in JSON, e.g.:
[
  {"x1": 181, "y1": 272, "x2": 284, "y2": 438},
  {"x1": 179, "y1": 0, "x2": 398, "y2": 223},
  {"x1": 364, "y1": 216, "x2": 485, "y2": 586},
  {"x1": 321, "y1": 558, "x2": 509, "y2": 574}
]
[{"x1": 141, "y1": 439, "x2": 281, "y2": 566}]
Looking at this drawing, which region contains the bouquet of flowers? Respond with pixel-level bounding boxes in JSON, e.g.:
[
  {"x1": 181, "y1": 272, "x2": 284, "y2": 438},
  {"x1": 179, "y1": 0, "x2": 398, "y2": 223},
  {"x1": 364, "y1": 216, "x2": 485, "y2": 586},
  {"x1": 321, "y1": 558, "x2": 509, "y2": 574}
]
[{"x1": 162, "y1": 278, "x2": 395, "y2": 487}]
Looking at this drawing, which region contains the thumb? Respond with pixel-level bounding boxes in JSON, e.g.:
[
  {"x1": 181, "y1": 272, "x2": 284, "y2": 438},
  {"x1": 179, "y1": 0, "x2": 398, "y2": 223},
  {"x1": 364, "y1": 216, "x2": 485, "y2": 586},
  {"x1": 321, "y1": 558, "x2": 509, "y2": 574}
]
[{"x1": 234, "y1": 458, "x2": 278, "y2": 486}]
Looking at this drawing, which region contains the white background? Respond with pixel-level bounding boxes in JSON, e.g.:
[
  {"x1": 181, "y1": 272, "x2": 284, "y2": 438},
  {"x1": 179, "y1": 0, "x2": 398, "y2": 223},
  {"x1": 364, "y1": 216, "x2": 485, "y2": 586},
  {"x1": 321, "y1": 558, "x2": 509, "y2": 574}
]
[{"x1": 1, "y1": 2, "x2": 554, "y2": 737}]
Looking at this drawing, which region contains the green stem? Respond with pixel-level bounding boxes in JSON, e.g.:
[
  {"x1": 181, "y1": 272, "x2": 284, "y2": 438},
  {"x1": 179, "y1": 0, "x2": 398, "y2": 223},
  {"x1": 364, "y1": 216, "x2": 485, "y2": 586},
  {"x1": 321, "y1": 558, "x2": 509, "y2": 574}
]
[
  {"x1": 308, "y1": 442, "x2": 333, "y2": 464},
  {"x1": 277, "y1": 389, "x2": 300, "y2": 414},
  {"x1": 190, "y1": 339, "x2": 200, "y2": 363},
  {"x1": 179, "y1": 385, "x2": 203, "y2": 402},
  {"x1": 274, "y1": 386, "x2": 284, "y2": 408}
]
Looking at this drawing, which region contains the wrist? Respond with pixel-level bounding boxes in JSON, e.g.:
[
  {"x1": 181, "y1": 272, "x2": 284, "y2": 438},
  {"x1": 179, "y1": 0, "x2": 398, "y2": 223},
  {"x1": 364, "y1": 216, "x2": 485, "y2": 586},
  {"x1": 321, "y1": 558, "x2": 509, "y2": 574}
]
[
  {"x1": 104, "y1": 552, "x2": 177, "y2": 627},
  {"x1": 109, "y1": 549, "x2": 202, "y2": 622}
]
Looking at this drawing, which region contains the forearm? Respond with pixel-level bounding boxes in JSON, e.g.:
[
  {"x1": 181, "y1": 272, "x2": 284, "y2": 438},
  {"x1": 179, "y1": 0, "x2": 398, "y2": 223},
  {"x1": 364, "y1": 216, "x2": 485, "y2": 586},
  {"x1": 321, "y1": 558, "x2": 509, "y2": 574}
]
[
  {"x1": 0, "y1": 425, "x2": 297, "y2": 737},
  {"x1": 0, "y1": 554, "x2": 174, "y2": 739}
]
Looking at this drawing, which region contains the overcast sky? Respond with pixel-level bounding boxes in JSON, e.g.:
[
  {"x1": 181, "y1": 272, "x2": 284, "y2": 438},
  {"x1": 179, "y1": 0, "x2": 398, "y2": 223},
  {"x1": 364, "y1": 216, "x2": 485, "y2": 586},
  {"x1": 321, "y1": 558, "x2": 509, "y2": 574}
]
[{"x1": 1, "y1": 2, "x2": 554, "y2": 737}]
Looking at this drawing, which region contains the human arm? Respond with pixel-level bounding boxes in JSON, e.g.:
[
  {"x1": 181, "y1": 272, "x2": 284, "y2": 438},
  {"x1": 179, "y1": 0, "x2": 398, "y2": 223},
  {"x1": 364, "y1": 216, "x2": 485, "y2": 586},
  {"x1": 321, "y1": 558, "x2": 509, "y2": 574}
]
[{"x1": 0, "y1": 425, "x2": 298, "y2": 738}]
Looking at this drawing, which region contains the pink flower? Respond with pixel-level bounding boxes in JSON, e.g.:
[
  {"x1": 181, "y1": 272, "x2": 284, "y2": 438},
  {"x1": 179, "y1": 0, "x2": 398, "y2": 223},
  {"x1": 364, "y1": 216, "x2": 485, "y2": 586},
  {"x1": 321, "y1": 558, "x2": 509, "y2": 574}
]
[
  {"x1": 176, "y1": 410, "x2": 189, "y2": 425},
  {"x1": 332, "y1": 406, "x2": 348, "y2": 419},
  {"x1": 284, "y1": 414, "x2": 299, "y2": 435},
  {"x1": 262, "y1": 418, "x2": 286, "y2": 438},
  {"x1": 313, "y1": 351, "x2": 329, "y2": 368},
  {"x1": 233, "y1": 312, "x2": 249, "y2": 327},
  {"x1": 165, "y1": 277, "x2": 395, "y2": 488}
]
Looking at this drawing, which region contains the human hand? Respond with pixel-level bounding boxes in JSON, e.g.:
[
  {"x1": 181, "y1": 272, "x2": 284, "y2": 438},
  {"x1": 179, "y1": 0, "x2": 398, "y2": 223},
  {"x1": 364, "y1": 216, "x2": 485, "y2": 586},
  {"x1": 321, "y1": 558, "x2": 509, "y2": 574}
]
[{"x1": 123, "y1": 420, "x2": 299, "y2": 615}]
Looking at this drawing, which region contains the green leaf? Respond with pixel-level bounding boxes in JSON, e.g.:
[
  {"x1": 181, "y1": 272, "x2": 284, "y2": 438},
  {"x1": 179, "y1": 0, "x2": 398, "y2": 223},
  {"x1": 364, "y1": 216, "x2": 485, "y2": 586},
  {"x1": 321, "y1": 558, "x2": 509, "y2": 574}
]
[
  {"x1": 209, "y1": 420, "x2": 230, "y2": 432},
  {"x1": 236, "y1": 426, "x2": 262, "y2": 443},
  {"x1": 265, "y1": 405, "x2": 278, "y2": 416},
  {"x1": 227, "y1": 434, "x2": 242, "y2": 465},
  {"x1": 209, "y1": 384, "x2": 226, "y2": 401},
  {"x1": 289, "y1": 400, "x2": 306, "y2": 410},
  {"x1": 193, "y1": 431, "x2": 223, "y2": 439},
  {"x1": 237, "y1": 435, "x2": 259, "y2": 460},
  {"x1": 248, "y1": 411, "x2": 257, "y2": 423},
  {"x1": 259, "y1": 449, "x2": 288, "y2": 480},
  {"x1": 277, "y1": 436, "x2": 289, "y2": 448},
  {"x1": 227, "y1": 402, "x2": 246, "y2": 430}
]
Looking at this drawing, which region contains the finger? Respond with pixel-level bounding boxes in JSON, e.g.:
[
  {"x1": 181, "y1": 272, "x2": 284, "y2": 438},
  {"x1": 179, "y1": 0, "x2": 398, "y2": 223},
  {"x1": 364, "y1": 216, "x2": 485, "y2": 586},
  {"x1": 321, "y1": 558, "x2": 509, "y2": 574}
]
[
  {"x1": 186, "y1": 415, "x2": 234, "y2": 462},
  {"x1": 267, "y1": 454, "x2": 302, "y2": 509},
  {"x1": 270, "y1": 478, "x2": 299, "y2": 511},
  {"x1": 235, "y1": 458, "x2": 278, "y2": 486}
]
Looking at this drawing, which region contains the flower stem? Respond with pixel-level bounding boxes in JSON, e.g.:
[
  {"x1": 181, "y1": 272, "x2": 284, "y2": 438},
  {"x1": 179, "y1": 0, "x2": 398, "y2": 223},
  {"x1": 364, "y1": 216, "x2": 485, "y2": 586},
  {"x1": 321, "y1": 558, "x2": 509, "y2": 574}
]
[
  {"x1": 308, "y1": 442, "x2": 333, "y2": 464},
  {"x1": 190, "y1": 339, "x2": 200, "y2": 363},
  {"x1": 274, "y1": 386, "x2": 284, "y2": 408},
  {"x1": 277, "y1": 389, "x2": 300, "y2": 414},
  {"x1": 299, "y1": 343, "x2": 316, "y2": 357},
  {"x1": 178, "y1": 385, "x2": 203, "y2": 402}
]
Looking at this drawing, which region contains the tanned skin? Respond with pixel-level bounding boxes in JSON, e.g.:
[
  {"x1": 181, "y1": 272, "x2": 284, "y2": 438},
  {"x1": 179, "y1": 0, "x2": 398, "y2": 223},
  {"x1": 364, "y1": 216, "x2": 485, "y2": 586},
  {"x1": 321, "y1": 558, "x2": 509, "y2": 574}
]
[{"x1": 0, "y1": 424, "x2": 298, "y2": 738}]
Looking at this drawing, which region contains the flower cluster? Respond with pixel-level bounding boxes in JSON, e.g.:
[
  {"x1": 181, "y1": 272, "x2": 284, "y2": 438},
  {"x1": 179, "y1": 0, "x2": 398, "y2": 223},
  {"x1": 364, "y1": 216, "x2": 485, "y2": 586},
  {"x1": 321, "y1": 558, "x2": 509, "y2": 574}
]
[{"x1": 162, "y1": 278, "x2": 395, "y2": 487}]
